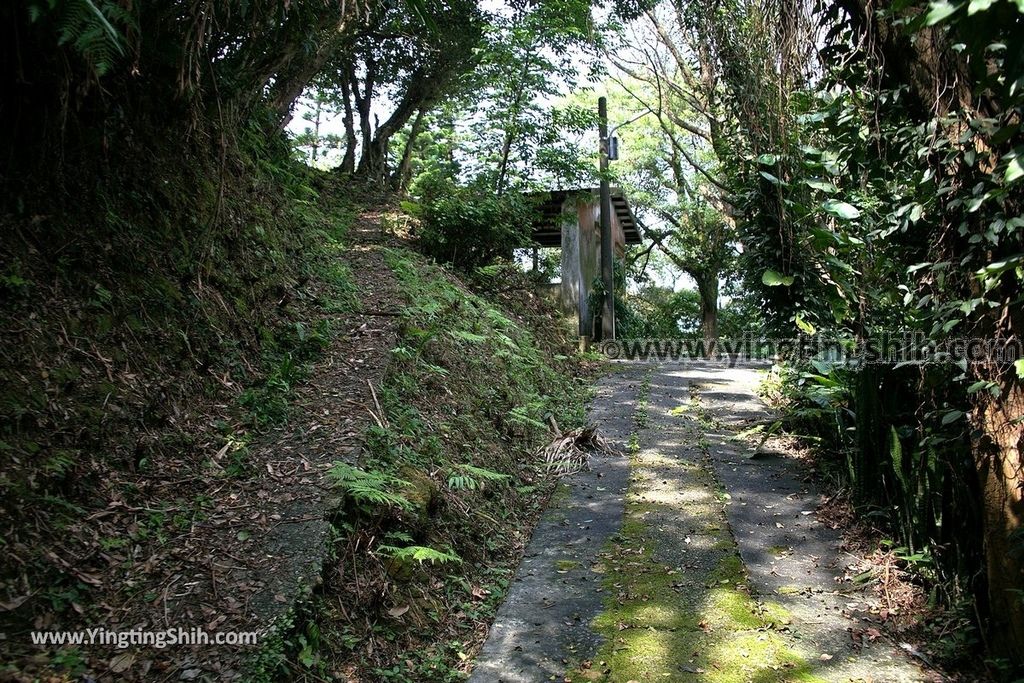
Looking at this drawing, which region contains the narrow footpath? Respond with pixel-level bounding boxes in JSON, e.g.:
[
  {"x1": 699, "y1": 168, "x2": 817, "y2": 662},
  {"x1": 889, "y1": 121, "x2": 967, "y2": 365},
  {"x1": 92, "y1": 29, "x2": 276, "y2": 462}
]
[{"x1": 469, "y1": 361, "x2": 932, "y2": 683}]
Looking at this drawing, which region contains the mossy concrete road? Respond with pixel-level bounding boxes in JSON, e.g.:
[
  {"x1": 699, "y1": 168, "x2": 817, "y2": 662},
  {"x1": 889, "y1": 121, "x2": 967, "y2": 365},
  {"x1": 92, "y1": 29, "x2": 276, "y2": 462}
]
[{"x1": 469, "y1": 361, "x2": 930, "y2": 683}]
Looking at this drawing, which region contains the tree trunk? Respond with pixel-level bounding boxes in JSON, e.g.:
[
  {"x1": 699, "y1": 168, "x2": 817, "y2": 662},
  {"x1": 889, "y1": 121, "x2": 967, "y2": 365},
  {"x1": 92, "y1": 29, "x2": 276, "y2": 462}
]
[
  {"x1": 495, "y1": 131, "x2": 515, "y2": 195},
  {"x1": 267, "y1": 38, "x2": 340, "y2": 130},
  {"x1": 839, "y1": 0, "x2": 1022, "y2": 659},
  {"x1": 355, "y1": 69, "x2": 448, "y2": 184},
  {"x1": 351, "y1": 62, "x2": 376, "y2": 167},
  {"x1": 357, "y1": 136, "x2": 389, "y2": 184},
  {"x1": 310, "y1": 99, "x2": 322, "y2": 163},
  {"x1": 971, "y1": 331, "x2": 1024, "y2": 656},
  {"x1": 340, "y1": 78, "x2": 357, "y2": 173},
  {"x1": 246, "y1": 5, "x2": 365, "y2": 130},
  {"x1": 836, "y1": 0, "x2": 973, "y2": 117},
  {"x1": 391, "y1": 106, "x2": 426, "y2": 192},
  {"x1": 494, "y1": 59, "x2": 533, "y2": 195},
  {"x1": 695, "y1": 273, "x2": 718, "y2": 357}
]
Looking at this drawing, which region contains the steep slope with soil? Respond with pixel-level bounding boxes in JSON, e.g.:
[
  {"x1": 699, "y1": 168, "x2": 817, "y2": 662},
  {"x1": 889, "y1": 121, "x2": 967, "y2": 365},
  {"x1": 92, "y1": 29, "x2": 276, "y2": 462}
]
[{"x1": 2, "y1": 197, "x2": 589, "y2": 682}]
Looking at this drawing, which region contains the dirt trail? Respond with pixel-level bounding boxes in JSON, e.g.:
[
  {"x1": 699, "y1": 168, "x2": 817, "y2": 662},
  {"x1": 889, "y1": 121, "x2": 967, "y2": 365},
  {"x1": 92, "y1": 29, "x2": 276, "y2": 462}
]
[
  {"x1": 65, "y1": 212, "x2": 404, "y2": 680},
  {"x1": 469, "y1": 361, "x2": 931, "y2": 682}
]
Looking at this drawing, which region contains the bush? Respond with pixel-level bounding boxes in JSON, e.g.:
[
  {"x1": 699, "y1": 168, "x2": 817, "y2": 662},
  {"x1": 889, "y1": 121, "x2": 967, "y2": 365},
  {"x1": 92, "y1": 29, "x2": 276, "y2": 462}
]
[{"x1": 418, "y1": 188, "x2": 533, "y2": 270}]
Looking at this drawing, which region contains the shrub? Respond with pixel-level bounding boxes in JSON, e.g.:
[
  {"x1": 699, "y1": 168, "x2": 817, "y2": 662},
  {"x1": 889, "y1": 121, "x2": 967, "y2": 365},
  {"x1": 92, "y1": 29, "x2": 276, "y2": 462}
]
[{"x1": 418, "y1": 188, "x2": 533, "y2": 270}]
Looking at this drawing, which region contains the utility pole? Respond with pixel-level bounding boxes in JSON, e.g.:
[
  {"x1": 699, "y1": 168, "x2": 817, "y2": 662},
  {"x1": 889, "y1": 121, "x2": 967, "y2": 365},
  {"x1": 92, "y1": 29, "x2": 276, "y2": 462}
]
[{"x1": 598, "y1": 96, "x2": 615, "y2": 340}]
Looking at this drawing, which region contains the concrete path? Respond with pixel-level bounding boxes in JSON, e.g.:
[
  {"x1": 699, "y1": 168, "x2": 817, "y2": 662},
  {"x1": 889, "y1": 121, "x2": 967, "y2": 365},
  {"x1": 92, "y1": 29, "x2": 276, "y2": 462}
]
[
  {"x1": 469, "y1": 361, "x2": 930, "y2": 683},
  {"x1": 469, "y1": 363, "x2": 646, "y2": 682}
]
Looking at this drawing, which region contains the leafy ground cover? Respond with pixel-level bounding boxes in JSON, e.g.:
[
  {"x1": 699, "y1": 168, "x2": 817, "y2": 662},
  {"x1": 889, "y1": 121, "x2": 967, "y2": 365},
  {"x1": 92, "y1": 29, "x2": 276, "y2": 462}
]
[
  {"x1": 291, "y1": 247, "x2": 593, "y2": 681},
  {"x1": 1, "y1": 175, "x2": 590, "y2": 681}
]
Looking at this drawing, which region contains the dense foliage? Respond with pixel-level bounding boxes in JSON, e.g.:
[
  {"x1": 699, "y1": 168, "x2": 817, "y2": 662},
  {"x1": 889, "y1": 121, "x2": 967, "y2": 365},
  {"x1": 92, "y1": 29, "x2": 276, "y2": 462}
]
[
  {"x1": 4, "y1": 0, "x2": 1024, "y2": 676},
  {"x1": 416, "y1": 188, "x2": 535, "y2": 269},
  {"x1": 671, "y1": 0, "x2": 1024, "y2": 667}
]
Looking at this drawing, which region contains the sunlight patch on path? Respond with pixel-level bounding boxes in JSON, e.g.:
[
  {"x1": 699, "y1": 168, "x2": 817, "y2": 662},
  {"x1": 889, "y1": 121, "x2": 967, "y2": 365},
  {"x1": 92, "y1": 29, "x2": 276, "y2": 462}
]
[
  {"x1": 470, "y1": 361, "x2": 930, "y2": 683},
  {"x1": 688, "y1": 362, "x2": 929, "y2": 683},
  {"x1": 571, "y1": 365, "x2": 824, "y2": 683}
]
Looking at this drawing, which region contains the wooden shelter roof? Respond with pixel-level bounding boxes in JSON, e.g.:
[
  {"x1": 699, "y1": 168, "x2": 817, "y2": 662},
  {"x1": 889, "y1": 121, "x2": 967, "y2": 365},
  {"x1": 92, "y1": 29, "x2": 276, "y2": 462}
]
[{"x1": 525, "y1": 188, "x2": 641, "y2": 247}]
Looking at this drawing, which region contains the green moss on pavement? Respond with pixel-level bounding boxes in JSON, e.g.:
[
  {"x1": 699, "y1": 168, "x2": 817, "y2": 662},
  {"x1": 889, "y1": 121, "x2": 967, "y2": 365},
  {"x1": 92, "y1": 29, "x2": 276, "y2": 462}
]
[{"x1": 572, "y1": 452, "x2": 825, "y2": 683}]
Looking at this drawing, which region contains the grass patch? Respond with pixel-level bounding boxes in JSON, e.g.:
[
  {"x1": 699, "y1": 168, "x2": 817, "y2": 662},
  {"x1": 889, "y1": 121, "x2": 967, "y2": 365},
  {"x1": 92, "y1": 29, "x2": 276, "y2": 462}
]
[{"x1": 582, "y1": 513, "x2": 823, "y2": 682}]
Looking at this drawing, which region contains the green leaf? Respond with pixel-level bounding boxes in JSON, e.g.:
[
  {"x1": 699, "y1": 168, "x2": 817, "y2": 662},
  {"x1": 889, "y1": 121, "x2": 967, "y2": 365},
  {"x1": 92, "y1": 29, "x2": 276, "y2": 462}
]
[
  {"x1": 908, "y1": 262, "x2": 933, "y2": 274},
  {"x1": 960, "y1": 298, "x2": 983, "y2": 314},
  {"x1": 889, "y1": 426, "x2": 907, "y2": 489},
  {"x1": 967, "y1": 380, "x2": 999, "y2": 395},
  {"x1": 822, "y1": 200, "x2": 861, "y2": 220},
  {"x1": 967, "y1": 0, "x2": 995, "y2": 13},
  {"x1": 941, "y1": 410, "x2": 965, "y2": 425},
  {"x1": 810, "y1": 359, "x2": 832, "y2": 375},
  {"x1": 449, "y1": 329, "x2": 487, "y2": 344},
  {"x1": 82, "y1": 0, "x2": 127, "y2": 56},
  {"x1": 380, "y1": 544, "x2": 462, "y2": 565},
  {"x1": 1005, "y1": 157, "x2": 1024, "y2": 184},
  {"x1": 756, "y1": 153, "x2": 778, "y2": 165},
  {"x1": 1015, "y1": 359, "x2": 1024, "y2": 378},
  {"x1": 762, "y1": 270, "x2": 795, "y2": 286},
  {"x1": 925, "y1": 1, "x2": 961, "y2": 24},
  {"x1": 760, "y1": 171, "x2": 784, "y2": 185},
  {"x1": 795, "y1": 314, "x2": 816, "y2": 335},
  {"x1": 804, "y1": 179, "x2": 839, "y2": 193}
]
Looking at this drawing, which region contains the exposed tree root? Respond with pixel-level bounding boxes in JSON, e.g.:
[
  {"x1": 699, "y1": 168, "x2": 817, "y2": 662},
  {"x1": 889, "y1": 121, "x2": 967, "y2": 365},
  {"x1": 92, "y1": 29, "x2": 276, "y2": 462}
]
[{"x1": 539, "y1": 418, "x2": 621, "y2": 476}]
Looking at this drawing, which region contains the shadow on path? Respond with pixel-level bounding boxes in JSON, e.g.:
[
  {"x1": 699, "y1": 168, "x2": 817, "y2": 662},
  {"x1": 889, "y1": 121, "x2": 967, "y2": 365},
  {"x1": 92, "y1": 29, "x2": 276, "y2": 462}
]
[{"x1": 469, "y1": 360, "x2": 932, "y2": 682}]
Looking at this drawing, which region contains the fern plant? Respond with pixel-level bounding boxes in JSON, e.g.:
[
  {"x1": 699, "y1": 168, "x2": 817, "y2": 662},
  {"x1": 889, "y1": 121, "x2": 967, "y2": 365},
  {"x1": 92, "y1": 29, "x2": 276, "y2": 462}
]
[
  {"x1": 446, "y1": 463, "x2": 510, "y2": 491},
  {"x1": 507, "y1": 402, "x2": 548, "y2": 430},
  {"x1": 28, "y1": 0, "x2": 134, "y2": 76},
  {"x1": 377, "y1": 544, "x2": 461, "y2": 565},
  {"x1": 327, "y1": 462, "x2": 413, "y2": 513},
  {"x1": 448, "y1": 329, "x2": 487, "y2": 345}
]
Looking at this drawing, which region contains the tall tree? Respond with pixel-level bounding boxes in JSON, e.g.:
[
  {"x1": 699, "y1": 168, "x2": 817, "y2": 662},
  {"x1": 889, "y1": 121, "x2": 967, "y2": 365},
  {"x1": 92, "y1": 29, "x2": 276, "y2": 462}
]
[
  {"x1": 457, "y1": 0, "x2": 597, "y2": 192},
  {"x1": 602, "y1": 6, "x2": 738, "y2": 348},
  {"x1": 293, "y1": 90, "x2": 344, "y2": 166},
  {"x1": 313, "y1": 0, "x2": 484, "y2": 184},
  {"x1": 671, "y1": 0, "x2": 1024, "y2": 658}
]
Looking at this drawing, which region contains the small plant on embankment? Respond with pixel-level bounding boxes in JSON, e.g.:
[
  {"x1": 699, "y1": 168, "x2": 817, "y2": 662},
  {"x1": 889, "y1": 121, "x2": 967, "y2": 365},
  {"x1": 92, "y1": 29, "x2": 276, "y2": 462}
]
[{"x1": 287, "y1": 247, "x2": 590, "y2": 681}]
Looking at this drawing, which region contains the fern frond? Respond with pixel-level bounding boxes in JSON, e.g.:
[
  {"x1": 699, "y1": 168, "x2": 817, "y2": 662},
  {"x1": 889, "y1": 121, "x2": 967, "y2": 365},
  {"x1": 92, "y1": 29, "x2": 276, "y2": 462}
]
[
  {"x1": 377, "y1": 545, "x2": 462, "y2": 565},
  {"x1": 460, "y1": 463, "x2": 509, "y2": 481},
  {"x1": 447, "y1": 463, "x2": 510, "y2": 491},
  {"x1": 32, "y1": 0, "x2": 133, "y2": 76},
  {"x1": 449, "y1": 329, "x2": 487, "y2": 344},
  {"x1": 327, "y1": 462, "x2": 413, "y2": 512}
]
